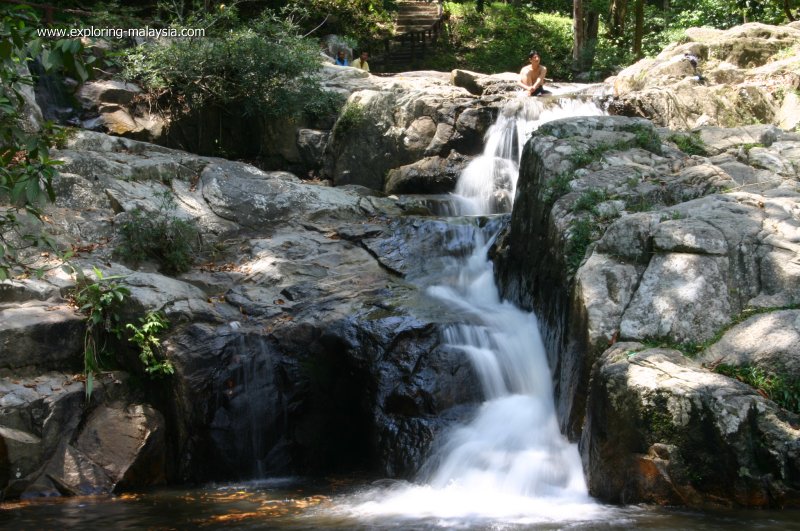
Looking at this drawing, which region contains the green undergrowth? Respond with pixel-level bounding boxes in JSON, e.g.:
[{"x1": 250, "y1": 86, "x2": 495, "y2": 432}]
[
  {"x1": 71, "y1": 267, "x2": 174, "y2": 397},
  {"x1": 333, "y1": 102, "x2": 367, "y2": 137},
  {"x1": 668, "y1": 132, "x2": 707, "y2": 156},
  {"x1": 640, "y1": 305, "x2": 800, "y2": 359},
  {"x1": 631, "y1": 305, "x2": 800, "y2": 413},
  {"x1": 542, "y1": 125, "x2": 662, "y2": 207},
  {"x1": 115, "y1": 191, "x2": 200, "y2": 275},
  {"x1": 565, "y1": 217, "x2": 597, "y2": 274},
  {"x1": 715, "y1": 364, "x2": 800, "y2": 414}
]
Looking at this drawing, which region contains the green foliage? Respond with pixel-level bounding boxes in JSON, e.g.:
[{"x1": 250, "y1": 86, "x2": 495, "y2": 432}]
[
  {"x1": 285, "y1": 0, "x2": 394, "y2": 45},
  {"x1": 573, "y1": 189, "x2": 609, "y2": 212},
  {"x1": 565, "y1": 217, "x2": 597, "y2": 273},
  {"x1": 116, "y1": 191, "x2": 199, "y2": 275},
  {"x1": 442, "y1": 3, "x2": 574, "y2": 79},
  {"x1": 715, "y1": 364, "x2": 800, "y2": 414},
  {"x1": 626, "y1": 124, "x2": 662, "y2": 155},
  {"x1": 127, "y1": 311, "x2": 174, "y2": 377},
  {"x1": 541, "y1": 172, "x2": 573, "y2": 203},
  {"x1": 0, "y1": 7, "x2": 92, "y2": 279},
  {"x1": 333, "y1": 102, "x2": 366, "y2": 136},
  {"x1": 668, "y1": 132, "x2": 708, "y2": 156},
  {"x1": 72, "y1": 267, "x2": 130, "y2": 397},
  {"x1": 72, "y1": 267, "x2": 174, "y2": 397},
  {"x1": 122, "y1": 11, "x2": 338, "y2": 121},
  {"x1": 625, "y1": 194, "x2": 656, "y2": 212}
]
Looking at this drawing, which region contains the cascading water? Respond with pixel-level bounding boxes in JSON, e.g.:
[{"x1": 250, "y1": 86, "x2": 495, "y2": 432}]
[{"x1": 343, "y1": 91, "x2": 609, "y2": 525}]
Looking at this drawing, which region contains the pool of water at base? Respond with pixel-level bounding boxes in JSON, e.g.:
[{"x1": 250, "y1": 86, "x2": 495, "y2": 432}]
[{"x1": 2, "y1": 478, "x2": 799, "y2": 530}]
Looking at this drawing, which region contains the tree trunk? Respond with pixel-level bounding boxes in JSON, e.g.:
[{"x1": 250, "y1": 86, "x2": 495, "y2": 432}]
[
  {"x1": 477, "y1": 0, "x2": 485, "y2": 13},
  {"x1": 633, "y1": 0, "x2": 644, "y2": 59},
  {"x1": 586, "y1": 10, "x2": 599, "y2": 69},
  {"x1": 573, "y1": 0, "x2": 585, "y2": 66},
  {"x1": 610, "y1": 0, "x2": 628, "y2": 46},
  {"x1": 783, "y1": 0, "x2": 797, "y2": 21}
]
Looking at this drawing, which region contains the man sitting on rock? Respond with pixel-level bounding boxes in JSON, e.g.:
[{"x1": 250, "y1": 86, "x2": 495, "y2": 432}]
[
  {"x1": 352, "y1": 51, "x2": 370, "y2": 72},
  {"x1": 518, "y1": 50, "x2": 550, "y2": 96}
]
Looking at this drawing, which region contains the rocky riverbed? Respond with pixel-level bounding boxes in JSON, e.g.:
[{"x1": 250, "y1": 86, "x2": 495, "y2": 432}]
[{"x1": 2, "y1": 20, "x2": 799, "y2": 508}]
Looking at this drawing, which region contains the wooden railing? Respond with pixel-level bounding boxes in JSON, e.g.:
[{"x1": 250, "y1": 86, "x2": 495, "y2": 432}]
[{"x1": 381, "y1": 1, "x2": 447, "y2": 72}]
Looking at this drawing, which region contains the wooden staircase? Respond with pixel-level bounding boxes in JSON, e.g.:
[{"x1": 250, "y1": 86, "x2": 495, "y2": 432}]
[{"x1": 378, "y1": 1, "x2": 445, "y2": 73}]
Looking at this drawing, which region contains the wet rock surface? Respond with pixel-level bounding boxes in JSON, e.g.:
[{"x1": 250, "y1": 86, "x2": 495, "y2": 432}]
[
  {"x1": 495, "y1": 112, "x2": 800, "y2": 507},
  {"x1": 2, "y1": 128, "x2": 488, "y2": 495}
]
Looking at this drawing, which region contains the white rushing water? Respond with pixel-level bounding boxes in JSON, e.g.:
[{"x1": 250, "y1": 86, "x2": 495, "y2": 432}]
[{"x1": 343, "y1": 91, "x2": 609, "y2": 526}]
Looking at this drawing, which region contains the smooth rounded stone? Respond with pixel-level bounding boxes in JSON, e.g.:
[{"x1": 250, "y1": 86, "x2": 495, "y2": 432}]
[
  {"x1": 652, "y1": 218, "x2": 727, "y2": 254},
  {"x1": 595, "y1": 212, "x2": 661, "y2": 263},
  {"x1": 0, "y1": 279, "x2": 61, "y2": 303},
  {"x1": 75, "y1": 402, "x2": 166, "y2": 491},
  {"x1": 450, "y1": 69, "x2": 485, "y2": 95},
  {"x1": 384, "y1": 152, "x2": 470, "y2": 194},
  {"x1": 698, "y1": 310, "x2": 800, "y2": 380},
  {"x1": 574, "y1": 253, "x2": 643, "y2": 348},
  {"x1": 325, "y1": 80, "x2": 492, "y2": 191},
  {"x1": 76, "y1": 80, "x2": 142, "y2": 109},
  {"x1": 201, "y1": 160, "x2": 364, "y2": 228},
  {"x1": 746, "y1": 145, "x2": 798, "y2": 178}
]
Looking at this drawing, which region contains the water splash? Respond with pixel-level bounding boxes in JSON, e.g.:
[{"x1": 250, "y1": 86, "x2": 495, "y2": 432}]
[
  {"x1": 456, "y1": 92, "x2": 607, "y2": 215},
  {"x1": 337, "y1": 93, "x2": 609, "y2": 525}
]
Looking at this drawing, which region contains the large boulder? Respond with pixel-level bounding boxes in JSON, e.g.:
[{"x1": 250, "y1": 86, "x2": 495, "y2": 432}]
[
  {"x1": 611, "y1": 23, "x2": 800, "y2": 129},
  {"x1": 494, "y1": 113, "x2": 800, "y2": 506},
  {"x1": 581, "y1": 344, "x2": 800, "y2": 507},
  {"x1": 697, "y1": 310, "x2": 800, "y2": 379},
  {"x1": 325, "y1": 77, "x2": 499, "y2": 190},
  {"x1": 0, "y1": 302, "x2": 84, "y2": 377},
  {"x1": 166, "y1": 219, "x2": 486, "y2": 481},
  {"x1": 5, "y1": 128, "x2": 492, "y2": 489},
  {"x1": 0, "y1": 372, "x2": 166, "y2": 498},
  {"x1": 384, "y1": 151, "x2": 471, "y2": 194}
]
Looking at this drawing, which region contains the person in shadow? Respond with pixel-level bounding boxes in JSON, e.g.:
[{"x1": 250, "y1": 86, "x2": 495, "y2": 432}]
[{"x1": 335, "y1": 50, "x2": 349, "y2": 66}]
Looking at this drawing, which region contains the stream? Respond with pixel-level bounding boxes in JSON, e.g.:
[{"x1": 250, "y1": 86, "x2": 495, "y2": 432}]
[{"x1": 3, "y1": 92, "x2": 798, "y2": 530}]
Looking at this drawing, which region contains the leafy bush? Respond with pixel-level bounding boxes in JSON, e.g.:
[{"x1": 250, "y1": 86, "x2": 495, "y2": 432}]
[
  {"x1": 122, "y1": 11, "x2": 339, "y2": 121},
  {"x1": 72, "y1": 267, "x2": 130, "y2": 397},
  {"x1": 715, "y1": 364, "x2": 800, "y2": 414},
  {"x1": 116, "y1": 191, "x2": 199, "y2": 274},
  {"x1": 333, "y1": 102, "x2": 366, "y2": 136},
  {"x1": 443, "y1": 2, "x2": 574, "y2": 78},
  {"x1": 127, "y1": 311, "x2": 174, "y2": 377},
  {"x1": 0, "y1": 7, "x2": 92, "y2": 279},
  {"x1": 565, "y1": 217, "x2": 597, "y2": 273},
  {"x1": 286, "y1": 0, "x2": 395, "y2": 45},
  {"x1": 72, "y1": 267, "x2": 174, "y2": 397},
  {"x1": 668, "y1": 132, "x2": 708, "y2": 156}
]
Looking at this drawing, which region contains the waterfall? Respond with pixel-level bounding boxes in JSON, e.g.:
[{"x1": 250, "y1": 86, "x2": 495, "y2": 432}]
[{"x1": 343, "y1": 91, "x2": 609, "y2": 525}]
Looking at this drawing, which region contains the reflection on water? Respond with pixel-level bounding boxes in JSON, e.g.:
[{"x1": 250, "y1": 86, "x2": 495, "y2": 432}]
[{"x1": 2, "y1": 478, "x2": 799, "y2": 530}]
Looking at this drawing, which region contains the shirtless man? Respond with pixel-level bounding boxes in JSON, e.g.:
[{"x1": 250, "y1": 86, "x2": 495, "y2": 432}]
[{"x1": 518, "y1": 50, "x2": 548, "y2": 96}]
